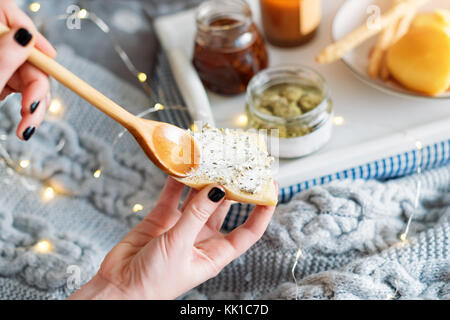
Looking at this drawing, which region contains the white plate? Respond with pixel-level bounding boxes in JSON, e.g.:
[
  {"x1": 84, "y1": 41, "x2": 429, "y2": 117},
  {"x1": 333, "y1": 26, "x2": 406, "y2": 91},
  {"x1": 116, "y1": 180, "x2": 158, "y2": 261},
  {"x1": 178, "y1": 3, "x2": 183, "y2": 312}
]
[{"x1": 332, "y1": 0, "x2": 450, "y2": 100}]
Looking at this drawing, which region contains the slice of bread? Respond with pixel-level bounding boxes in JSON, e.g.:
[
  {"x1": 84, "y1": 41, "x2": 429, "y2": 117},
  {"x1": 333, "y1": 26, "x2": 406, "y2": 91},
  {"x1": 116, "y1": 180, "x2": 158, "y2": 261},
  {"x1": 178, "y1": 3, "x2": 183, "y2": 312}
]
[
  {"x1": 177, "y1": 177, "x2": 278, "y2": 206},
  {"x1": 176, "y1": 126, "x2": 278, "y2": 206}
]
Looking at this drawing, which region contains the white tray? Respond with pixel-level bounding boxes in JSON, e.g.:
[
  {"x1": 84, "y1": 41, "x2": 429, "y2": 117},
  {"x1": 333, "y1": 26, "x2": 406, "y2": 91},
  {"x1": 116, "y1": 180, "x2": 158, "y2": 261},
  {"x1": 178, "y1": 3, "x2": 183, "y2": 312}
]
[{"x1": 154, "y1": 0, "x2": 450, "y2": 189}]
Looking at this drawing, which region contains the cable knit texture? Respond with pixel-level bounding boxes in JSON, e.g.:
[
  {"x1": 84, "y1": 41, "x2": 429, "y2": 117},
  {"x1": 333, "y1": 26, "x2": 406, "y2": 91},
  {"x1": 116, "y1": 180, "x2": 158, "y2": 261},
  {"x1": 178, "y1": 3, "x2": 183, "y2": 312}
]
[
  {"x1": 185, "y1": 170, "x2": 450, "y2": 300},
  {"x1": 0, "y1": 47, "x2": 449, "y2": 300}
]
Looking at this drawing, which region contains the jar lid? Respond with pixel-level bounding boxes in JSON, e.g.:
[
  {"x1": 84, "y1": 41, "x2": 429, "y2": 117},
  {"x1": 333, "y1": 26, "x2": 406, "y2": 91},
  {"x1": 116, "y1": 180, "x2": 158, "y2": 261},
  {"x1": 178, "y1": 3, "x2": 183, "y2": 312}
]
[{"x1": 195, "y1": 0, "x2": 252, "y2": 33}]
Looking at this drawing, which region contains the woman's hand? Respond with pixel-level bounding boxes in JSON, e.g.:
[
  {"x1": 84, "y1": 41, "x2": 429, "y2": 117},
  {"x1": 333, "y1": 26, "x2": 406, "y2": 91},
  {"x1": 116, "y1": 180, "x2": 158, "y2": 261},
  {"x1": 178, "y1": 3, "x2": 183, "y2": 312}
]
[
  {"x1": 0, "y1": 0, "x2": 57, "y2": 140},
  {"x1": 70, "y1": 177, "x2": 276, "y2": 300}
]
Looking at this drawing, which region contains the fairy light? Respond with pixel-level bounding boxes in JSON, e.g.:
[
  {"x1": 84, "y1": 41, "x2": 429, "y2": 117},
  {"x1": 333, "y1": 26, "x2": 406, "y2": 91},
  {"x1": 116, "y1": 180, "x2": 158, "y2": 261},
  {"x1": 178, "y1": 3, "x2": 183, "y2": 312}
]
[
  {"x1": 0, "y1": 6, "x2": 176, "y2": 220},
  {"x1": 48, "y1": 98, "x2": 62, "y2": 114},
  {"x1": 78, "y1": 9, "x2": 88, "y2": 19},
  {"x1": 291, "y1": 246, "x2": 303, "y2": 300},
  {"x1": 93, "y1": 169, "x2": 102, "y2": 178},
  {"x1": 33, "y1": 239, "x2": 53, "y2": 253},
  {"x1": 137, "y1": 72, "x2": 147, "y2": 83},
  {"x1": 19, "y1": 160, "x2": 30, "y2": 169},
  {"x1": 395, "y1": 139, "x2": 424, "y2": 247},
  {"x1": 154, "y1": 103, "x2": 165, "y2": 111},
  {"x1": 42, "y1": 187, "x2": 55, "y2": 201},
  {"x1": 132, "y1": 203, "x2": 144, "y2": 213},
  {"x1": 29, "y1": 2, "x2": 41, "y2": 13},
  {"x1": 399, "y1": 233, "x2": 407, "y2": 242},
  {"x1": 0, "y1": 5, "x2": 431, "y2": 301},
  {"x1": 415, "y1": 140, "x2": 423, "y2": 150},
  {"x1": 234, "y1": 113, "x2": 248, "y2": 127},
  {"x1": 333, "y1": 116, "x2": 345, "y2": 126}
]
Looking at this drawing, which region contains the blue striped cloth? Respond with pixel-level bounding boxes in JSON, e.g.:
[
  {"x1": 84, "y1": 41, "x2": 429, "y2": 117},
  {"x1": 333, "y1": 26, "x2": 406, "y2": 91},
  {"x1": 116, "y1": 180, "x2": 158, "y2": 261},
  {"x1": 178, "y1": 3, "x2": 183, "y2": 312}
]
[{"x1": 151, "y1": 50, "x2": 450, "y2": 230}]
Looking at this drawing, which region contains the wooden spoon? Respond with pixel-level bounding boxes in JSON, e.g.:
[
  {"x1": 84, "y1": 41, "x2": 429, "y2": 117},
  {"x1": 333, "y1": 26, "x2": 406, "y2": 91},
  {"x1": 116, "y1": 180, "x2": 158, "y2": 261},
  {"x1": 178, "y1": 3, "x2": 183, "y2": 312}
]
[{"x1": 0, "y1": 23, "x2": 200, "y2": 178}]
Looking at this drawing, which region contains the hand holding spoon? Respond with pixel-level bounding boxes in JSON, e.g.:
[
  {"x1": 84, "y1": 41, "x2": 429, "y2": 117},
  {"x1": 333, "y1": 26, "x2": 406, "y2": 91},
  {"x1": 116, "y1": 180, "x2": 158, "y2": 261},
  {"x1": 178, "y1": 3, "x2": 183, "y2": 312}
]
[{"x1": 0, "y1": 22, "x2": 200, "y2": 178}]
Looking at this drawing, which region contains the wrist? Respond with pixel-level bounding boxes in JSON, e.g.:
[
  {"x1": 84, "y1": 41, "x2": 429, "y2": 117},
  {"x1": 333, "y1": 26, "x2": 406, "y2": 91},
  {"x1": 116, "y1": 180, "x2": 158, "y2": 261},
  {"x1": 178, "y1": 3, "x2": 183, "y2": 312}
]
[{"x1": 68, "y1": 274, "x2": 126, "y2": 300}]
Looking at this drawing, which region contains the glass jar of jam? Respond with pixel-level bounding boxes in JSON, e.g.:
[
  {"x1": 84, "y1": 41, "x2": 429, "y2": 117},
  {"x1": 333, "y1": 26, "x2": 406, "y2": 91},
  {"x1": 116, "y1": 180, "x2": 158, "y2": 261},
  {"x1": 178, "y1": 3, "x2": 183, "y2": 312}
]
[
  {"x1": 193, "y1": 0, "x2": 269, "y2": 95},
  {"x1": 260, "y1": 0, "x2": 322, "y2": 47}
]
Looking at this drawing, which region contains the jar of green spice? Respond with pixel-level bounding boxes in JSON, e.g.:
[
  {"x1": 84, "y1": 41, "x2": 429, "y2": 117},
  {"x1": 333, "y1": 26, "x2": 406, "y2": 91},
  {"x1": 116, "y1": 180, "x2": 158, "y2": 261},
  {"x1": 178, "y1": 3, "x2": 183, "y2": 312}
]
[{"x1": 245, "y1": 65, "x2": 333, "y2": 158}]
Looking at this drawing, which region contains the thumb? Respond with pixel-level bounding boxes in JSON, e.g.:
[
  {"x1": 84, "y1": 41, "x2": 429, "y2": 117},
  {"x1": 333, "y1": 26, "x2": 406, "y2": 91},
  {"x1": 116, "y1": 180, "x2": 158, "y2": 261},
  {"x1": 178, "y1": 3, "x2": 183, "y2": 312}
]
[
  {"x1": 169, "y1": 185, "x2": 226, "y2": 245},
  {"x1": 0, "y1": 27, "x2": 34, "y2": 90}
]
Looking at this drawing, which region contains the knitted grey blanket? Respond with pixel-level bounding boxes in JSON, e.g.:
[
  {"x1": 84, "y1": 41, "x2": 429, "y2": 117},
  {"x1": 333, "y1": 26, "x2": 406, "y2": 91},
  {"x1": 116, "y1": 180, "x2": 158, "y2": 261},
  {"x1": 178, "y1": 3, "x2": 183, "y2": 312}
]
[{"x1": 0, "y1": 47, "x2": 449, "y2": 300}]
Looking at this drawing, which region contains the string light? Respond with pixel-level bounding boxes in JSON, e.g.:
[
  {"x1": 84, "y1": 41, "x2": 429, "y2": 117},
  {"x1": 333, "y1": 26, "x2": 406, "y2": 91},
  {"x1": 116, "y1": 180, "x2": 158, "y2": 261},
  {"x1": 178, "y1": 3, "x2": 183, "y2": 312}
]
[
  {"x1": 333, "y1": 116, "x2": 345, "y2": 126},
  {"x1": 0, "y1": 6, "x2": 173, "y2": 221},
  {"x1": 386, "y1": 280, "x2": 400, "y2": 299},
  {"x1": 234, "y1": 113, "x2": 248, "y2": 127},
  {"x1": 93, "y1": 169, "x2": 102, "y2": 179},
  {"x1": 78, "y1": 9, "x2": 88, "y2": 19},
  {"x1": 42, "y1": 187, "x2": 55, "y2": 201},
  {"x1": 137, "y1": 72, "x2": 147, "y2": 83},
  {"x1": 399, "y1": 233, "x2": 407, "y2": 242},
  {"x1": 291, "y1": 246, "x2": 303, "y2": 300},
  {"x1": 19, "y1": 160, "x2": 30, "y2": 169},
  {"x1": 394, "y1": 139, "x2": 424, "y2": 247},
  {"x1": 29, "y1": 2, "x2": 41, "y2": 13},
  {"x1": 415, "y1": 140, "x2": 423, "y2": 150},
  {"x1": 132, "y1": 203, "x2": 144, "y2": 213},
  {"x1": 154, "y1": 103, "x2": 165, "y2": 111},
  {"x1": 1, "y1": 8, "x2": 427, "y2": 296},
  {"x1": 33, "y1": 240, "x2": 53, "y2": 253},
  {"x1": 48, "y1": 98, "x2": 63, "y2": 115}
]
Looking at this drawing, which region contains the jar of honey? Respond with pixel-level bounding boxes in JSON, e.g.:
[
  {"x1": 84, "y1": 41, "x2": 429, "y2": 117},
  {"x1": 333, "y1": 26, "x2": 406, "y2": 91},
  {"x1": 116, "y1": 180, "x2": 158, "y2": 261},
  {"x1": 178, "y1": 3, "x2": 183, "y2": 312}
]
[
  {"x1": 260, "y1": 0, "x2": 322, "y2": 47},
  {"x1": 193, "y1": 0, "x2": 269, "y2": 95}
]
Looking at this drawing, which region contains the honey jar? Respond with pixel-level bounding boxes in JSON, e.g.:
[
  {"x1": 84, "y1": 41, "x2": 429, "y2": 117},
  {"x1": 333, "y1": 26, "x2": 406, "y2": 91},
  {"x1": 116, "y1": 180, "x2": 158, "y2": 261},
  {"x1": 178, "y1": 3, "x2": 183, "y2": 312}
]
[
  {"x1": 193, "y1": 0, "x2": 269, "y2": 95},
  {"x1": 260, "y1": 0, "x2": 322, "y2": 47}
]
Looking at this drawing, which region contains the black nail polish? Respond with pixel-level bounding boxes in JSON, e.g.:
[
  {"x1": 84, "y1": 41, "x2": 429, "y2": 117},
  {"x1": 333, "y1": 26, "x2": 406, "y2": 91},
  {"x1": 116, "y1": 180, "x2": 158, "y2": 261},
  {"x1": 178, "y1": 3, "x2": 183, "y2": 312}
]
[
  {"x1": 30, "y1": 101, "x2": 40, "y2": 114},
  {"x1": 208, "y1": 187, "x2": 225, "y2": 202},
  {"x1": 14, "y1": 28, "x2": 32, "y2": 47},
  {"x1": 23, "y1": 126, "x2": 35, "y2": 141}
]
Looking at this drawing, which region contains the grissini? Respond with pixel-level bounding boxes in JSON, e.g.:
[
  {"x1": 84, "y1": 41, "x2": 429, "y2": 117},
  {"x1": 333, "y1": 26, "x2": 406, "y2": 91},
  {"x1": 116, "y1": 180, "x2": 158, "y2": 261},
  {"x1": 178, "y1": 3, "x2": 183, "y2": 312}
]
[
  {"x1": 381, "y1": 3, "x2": 418, "y2": 79},
  {"x1": 368, "y1": 0, "x2": 401, "y2": 78},
  {"x1": 316, "y1": 0, "x2": 430, "y2": 64}
]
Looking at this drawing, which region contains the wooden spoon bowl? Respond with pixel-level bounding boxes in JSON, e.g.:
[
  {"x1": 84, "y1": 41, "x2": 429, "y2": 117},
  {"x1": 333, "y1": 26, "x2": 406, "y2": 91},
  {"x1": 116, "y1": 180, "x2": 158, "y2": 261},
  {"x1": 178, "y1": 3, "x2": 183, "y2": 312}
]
[{"x1": 134, "y1": 119, "x2": 200, "y2": 177}]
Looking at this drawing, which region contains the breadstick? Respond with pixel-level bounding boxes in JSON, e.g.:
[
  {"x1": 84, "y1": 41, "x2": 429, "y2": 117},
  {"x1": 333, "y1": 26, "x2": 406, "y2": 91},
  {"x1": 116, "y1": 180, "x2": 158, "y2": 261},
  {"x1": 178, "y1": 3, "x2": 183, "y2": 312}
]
[
  {"x1": 379, "y1": 53, "x2": 391, "y2": 80},
  {"x1": 381, "y1": 3, "x2": 417, "y2": 79},
  {"x1": 393, "y1": 5, "x2": 417, "y2": 41},
  {"x1": 368, "y1": 25, "x2": 396, "y2": 78},
  {"x1": 368, "y1": 0, "x2": 402, "y2": 78},
  {"x1": 316, "y1": 0, "x2": 429, "y2": 64}
]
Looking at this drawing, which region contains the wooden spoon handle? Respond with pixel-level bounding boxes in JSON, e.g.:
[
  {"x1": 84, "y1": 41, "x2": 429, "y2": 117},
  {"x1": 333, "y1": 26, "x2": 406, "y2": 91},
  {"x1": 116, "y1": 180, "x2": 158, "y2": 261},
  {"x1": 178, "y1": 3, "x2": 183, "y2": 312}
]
[{"x1": 0, "y1": 22, "x2": 136, "y2": 129}]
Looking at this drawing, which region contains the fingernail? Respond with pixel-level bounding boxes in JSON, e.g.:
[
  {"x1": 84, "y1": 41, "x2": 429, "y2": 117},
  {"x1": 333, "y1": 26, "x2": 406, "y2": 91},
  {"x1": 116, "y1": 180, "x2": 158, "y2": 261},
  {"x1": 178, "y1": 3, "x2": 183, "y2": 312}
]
[
  {"x1": 23, "y1": 126, "x2": 35, "y2": 141},
  {"x1": 30, "y1": 101, "x2": 40, "y2": 114},
  {"x1": 208, "y1": 187, "x2": 225, "y2": 202},
  {"x1": 14, "y1": 28, "x2": 33, "y2": 47}
]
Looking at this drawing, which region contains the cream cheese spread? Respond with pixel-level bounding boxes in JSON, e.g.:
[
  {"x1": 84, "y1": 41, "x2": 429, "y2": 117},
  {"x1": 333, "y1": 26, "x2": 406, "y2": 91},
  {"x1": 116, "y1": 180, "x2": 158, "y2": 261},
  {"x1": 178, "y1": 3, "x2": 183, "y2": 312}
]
[{"x1": 183, "y1": 125, "x2": 274, "y2": 194}]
